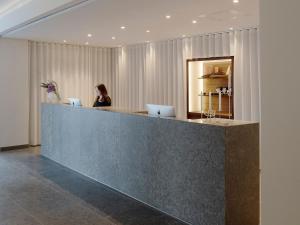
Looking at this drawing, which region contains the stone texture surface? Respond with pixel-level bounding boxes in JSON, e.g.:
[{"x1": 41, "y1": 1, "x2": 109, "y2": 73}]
[
  {"x1": 41, "y1": 103, "x2": 259, "y2": 225},
  {"x1": 225, "y1": 124, "x2": 260, "y2": 225}
]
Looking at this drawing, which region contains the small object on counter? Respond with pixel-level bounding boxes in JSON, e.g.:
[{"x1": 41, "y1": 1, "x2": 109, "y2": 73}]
[
  {"x1": 209, "y1": 92, "x2": 212, "y2": 111},
  {"x1": 227, "y1": 88, "x2": 232, "y2": 119},
  {"x1": 200, "y1": 91, "x2": 203, "y2": 117},
  {"x1": 222, "y1": 87, "x2": 227, "y2": 94},
  {"x1": 41, "y1": 81, "x2": 61, "y2": 103},
  {"x1": 218, "y1": 91, "x2": 222, "y2": 112}
]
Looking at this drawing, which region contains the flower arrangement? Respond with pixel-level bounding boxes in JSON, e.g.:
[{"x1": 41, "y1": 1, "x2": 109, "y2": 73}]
[{"x1": 41, "y1": 81, "x2": 61, "y2": 103}]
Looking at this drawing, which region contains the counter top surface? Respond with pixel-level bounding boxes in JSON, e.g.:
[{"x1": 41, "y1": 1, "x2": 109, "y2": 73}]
[{"x1": 46, "y1": 103, "x2": 258, "y2": 127}]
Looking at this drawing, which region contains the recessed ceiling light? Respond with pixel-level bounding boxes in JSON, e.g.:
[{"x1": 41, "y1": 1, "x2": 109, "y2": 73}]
[
  {"x1": 63, "y1": 40, "x2": 67, "y2": 43},
  {"x1": 112, "y1": 36, "x2": 116, "y2": 40},
  {"x1": 165, "y1": 15, "x2": 171, "y2": 19},
  {"x1": 229, "y1": 27, "x2": 234, "y2": 30},
  {"x1": 192, "y1": 20, "x2": 197, "y2": 24},
  {"x1": 233, "y1": 0, "x2": 239, "y2": 3},
  {"x1": 87, "y1": 34, "x2": 92, "y2": 37},
  {"x1": 121, "y1": 26, "x2": 126, "y2": 30},
  {"x1": 146, "y1": 30, "x2": 150, "y2": 33},
  {"x1": 85, "y1": 42, "x2": 89, "y2": 45}
]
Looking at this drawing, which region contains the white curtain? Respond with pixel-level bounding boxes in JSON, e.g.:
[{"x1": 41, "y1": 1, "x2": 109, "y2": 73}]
[
  {"x1": 112, "y1": 28, "x2": 260, "y2": 121},
  {"x1": 112, "y1": 40, "x2": 187, "y2": 116},
  {"x1": 29, "y1": 42, "x2": 112, "y2": 145},
  {"x1": 29, "y1": 28, "x2": 260, "y2": 145}
]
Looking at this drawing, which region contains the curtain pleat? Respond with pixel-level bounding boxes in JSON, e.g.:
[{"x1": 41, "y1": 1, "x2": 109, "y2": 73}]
[
  {"x1": 112, "y1": 28, "x2": 260, "y2": 120},
  {"x1": 30, "y1": 28, "x2": 260, "y2": 145},
  {"x1": 29, "y1": 42, "x2": 112, "y2": 145}
]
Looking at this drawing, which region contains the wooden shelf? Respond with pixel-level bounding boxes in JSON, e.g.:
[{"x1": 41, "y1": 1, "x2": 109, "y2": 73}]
[
  {"x1": 189, "y1": 111, "x2": 233, "y2": 118},
  {"x1": 197, "y1": 75, "x2": 228, "y2": 79},
  {"x1": 187, "y1": 56, "x2": 234, "y2": 120},
  {"x1": 198, "y1": 93, "x2": 231, "y2": 96}
]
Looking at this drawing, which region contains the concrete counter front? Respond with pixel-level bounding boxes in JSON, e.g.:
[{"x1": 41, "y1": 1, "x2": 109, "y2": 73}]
[{"x1": 41, "y1": 103, "x2": 259, "y2": 225}]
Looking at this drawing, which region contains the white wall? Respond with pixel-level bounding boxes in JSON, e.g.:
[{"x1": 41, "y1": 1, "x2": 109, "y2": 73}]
[
  {"x1": 0, "y1": 38, "x2": 29, "y2": 147},
  {"x1": 260, "y1": 0, "x2": 300, "y2": 225}
]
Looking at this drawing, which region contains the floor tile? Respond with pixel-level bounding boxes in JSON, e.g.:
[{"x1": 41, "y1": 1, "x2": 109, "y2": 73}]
[
  {"x1": 0, "y1": 196, "x2": 21, "y2": 221},
  {"x1": 0, "y1": 148, "x2": 188, "y2": 225},
  {"x1": 0, "y1": 212, "x2": 42, "y2": 225},
  {"x1": 38, "y1": 203, "x2": 116, "y2": 225}
]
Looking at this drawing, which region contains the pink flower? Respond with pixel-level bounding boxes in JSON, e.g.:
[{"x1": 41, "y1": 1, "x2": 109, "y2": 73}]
[{"x1": 47, "y1": 84, "x2": 56, "y2": 93}]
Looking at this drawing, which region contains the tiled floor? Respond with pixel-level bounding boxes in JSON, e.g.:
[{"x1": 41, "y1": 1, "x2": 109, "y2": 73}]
[{"x1": 0, "y1": 147, "x2": 187, "y2": 225}]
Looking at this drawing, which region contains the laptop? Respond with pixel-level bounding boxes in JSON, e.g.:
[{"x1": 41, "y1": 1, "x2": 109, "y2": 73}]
[{"x1": 67, "y1": 98, "x2": 82, "y2": 107}]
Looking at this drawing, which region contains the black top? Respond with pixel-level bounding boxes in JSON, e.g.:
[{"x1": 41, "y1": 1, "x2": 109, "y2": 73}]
[{"x1": 93, "y1": 96, "x2": 112, "y2": 107}]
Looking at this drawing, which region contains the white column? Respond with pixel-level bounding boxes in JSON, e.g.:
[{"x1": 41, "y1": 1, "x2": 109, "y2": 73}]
[{"x1": 260, "y1": 0, "x2": 300, "y2": 225}]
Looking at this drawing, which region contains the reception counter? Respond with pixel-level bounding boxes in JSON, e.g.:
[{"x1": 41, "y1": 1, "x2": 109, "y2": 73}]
[{"x1": 41, "y1": 103, "x2": 259, "y2": 225}]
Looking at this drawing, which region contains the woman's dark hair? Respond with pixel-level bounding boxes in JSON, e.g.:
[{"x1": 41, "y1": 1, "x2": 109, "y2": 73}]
[{"x1": 97, "y1": 84, "x2": 108, "y2": 96}]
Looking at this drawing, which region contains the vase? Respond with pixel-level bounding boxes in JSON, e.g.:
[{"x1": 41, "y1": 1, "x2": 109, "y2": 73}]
[{"x1": 47, "y1": 92, "x2": 60, "y2": 103}]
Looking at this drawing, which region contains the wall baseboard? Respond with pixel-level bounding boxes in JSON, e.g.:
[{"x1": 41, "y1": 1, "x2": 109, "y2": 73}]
[{"x1": 0, "y1": 145, "x2": 30, "y2": 152}]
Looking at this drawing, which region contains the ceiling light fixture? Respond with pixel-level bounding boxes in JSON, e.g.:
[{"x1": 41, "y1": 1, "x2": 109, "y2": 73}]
[
  {"x1": 229, "y1": 27, "x2": 234, "y2": 30},
  {"x1": 192, "y1": 20, "x2": 197, "y2": 24},
  {"x1": 85, "y1": 42, "x2": 89, "y2": 45},
  {"x1": 112, "y1": 36, "x2": 116, "y2": 40},
  {"x1": 146, "y1": 30, "x2": 150, "y2": 33},
  {"x1": 165, "y1": 15, "x2": 171, "y2": 19},
  {"x1": 233, "y1": 0, "x2": 239, "y2": 3},
  {"x1": 121, "y1": 26, "x2": 126, "y2": 30},
  {"x1": 87, "y1": 34, "x2": 92, "y2": 37},
  {"x1": 63, "y1": 40, "x2": 67, "y2": 43}
]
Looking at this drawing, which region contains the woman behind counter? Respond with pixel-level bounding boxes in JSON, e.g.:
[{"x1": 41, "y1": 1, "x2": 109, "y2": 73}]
[{"x1": 93, "y1": 84, "x2": 111, "y2": 107}]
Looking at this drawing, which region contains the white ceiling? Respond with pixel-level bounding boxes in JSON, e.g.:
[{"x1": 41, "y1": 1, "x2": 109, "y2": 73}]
[
  {"x1": 3, "y1": 0, "x2": 259, "y2": 47},
  {"x1": 0, "y1": 0, "x2": 85, "y2": 33}
]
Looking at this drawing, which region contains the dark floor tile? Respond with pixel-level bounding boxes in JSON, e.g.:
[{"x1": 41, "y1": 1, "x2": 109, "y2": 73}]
[
  {"x1": 18, "y1": 155, "x2": 67, "y2": 175},
  {"x1": 109, "y1": 204, "x2": 172, "y2": 225},
  {"x1": 0, "y1": 196, "x2": 21, "y2": 221},
  {"x1": 41, "y1": 168, "x2": 141, "y2": 216},
  {"x1": 13, "y1": 183, "x2": 75, "y2": 215},
  {"x1": 40, "y1": 167, "x2": 96, "y2": 194},
  {"x1": 0, "y1": 148, "x2": 188, "y2": 225},
  {"x1": 0, "y1": 212, "x2": 42, "y2": 225},
  {"x1": 0, "y1": 196, "x2": 43, "y2": 225},
  {"x1": 37, "y1": 203, "x2": 116, "y2": 225}
]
